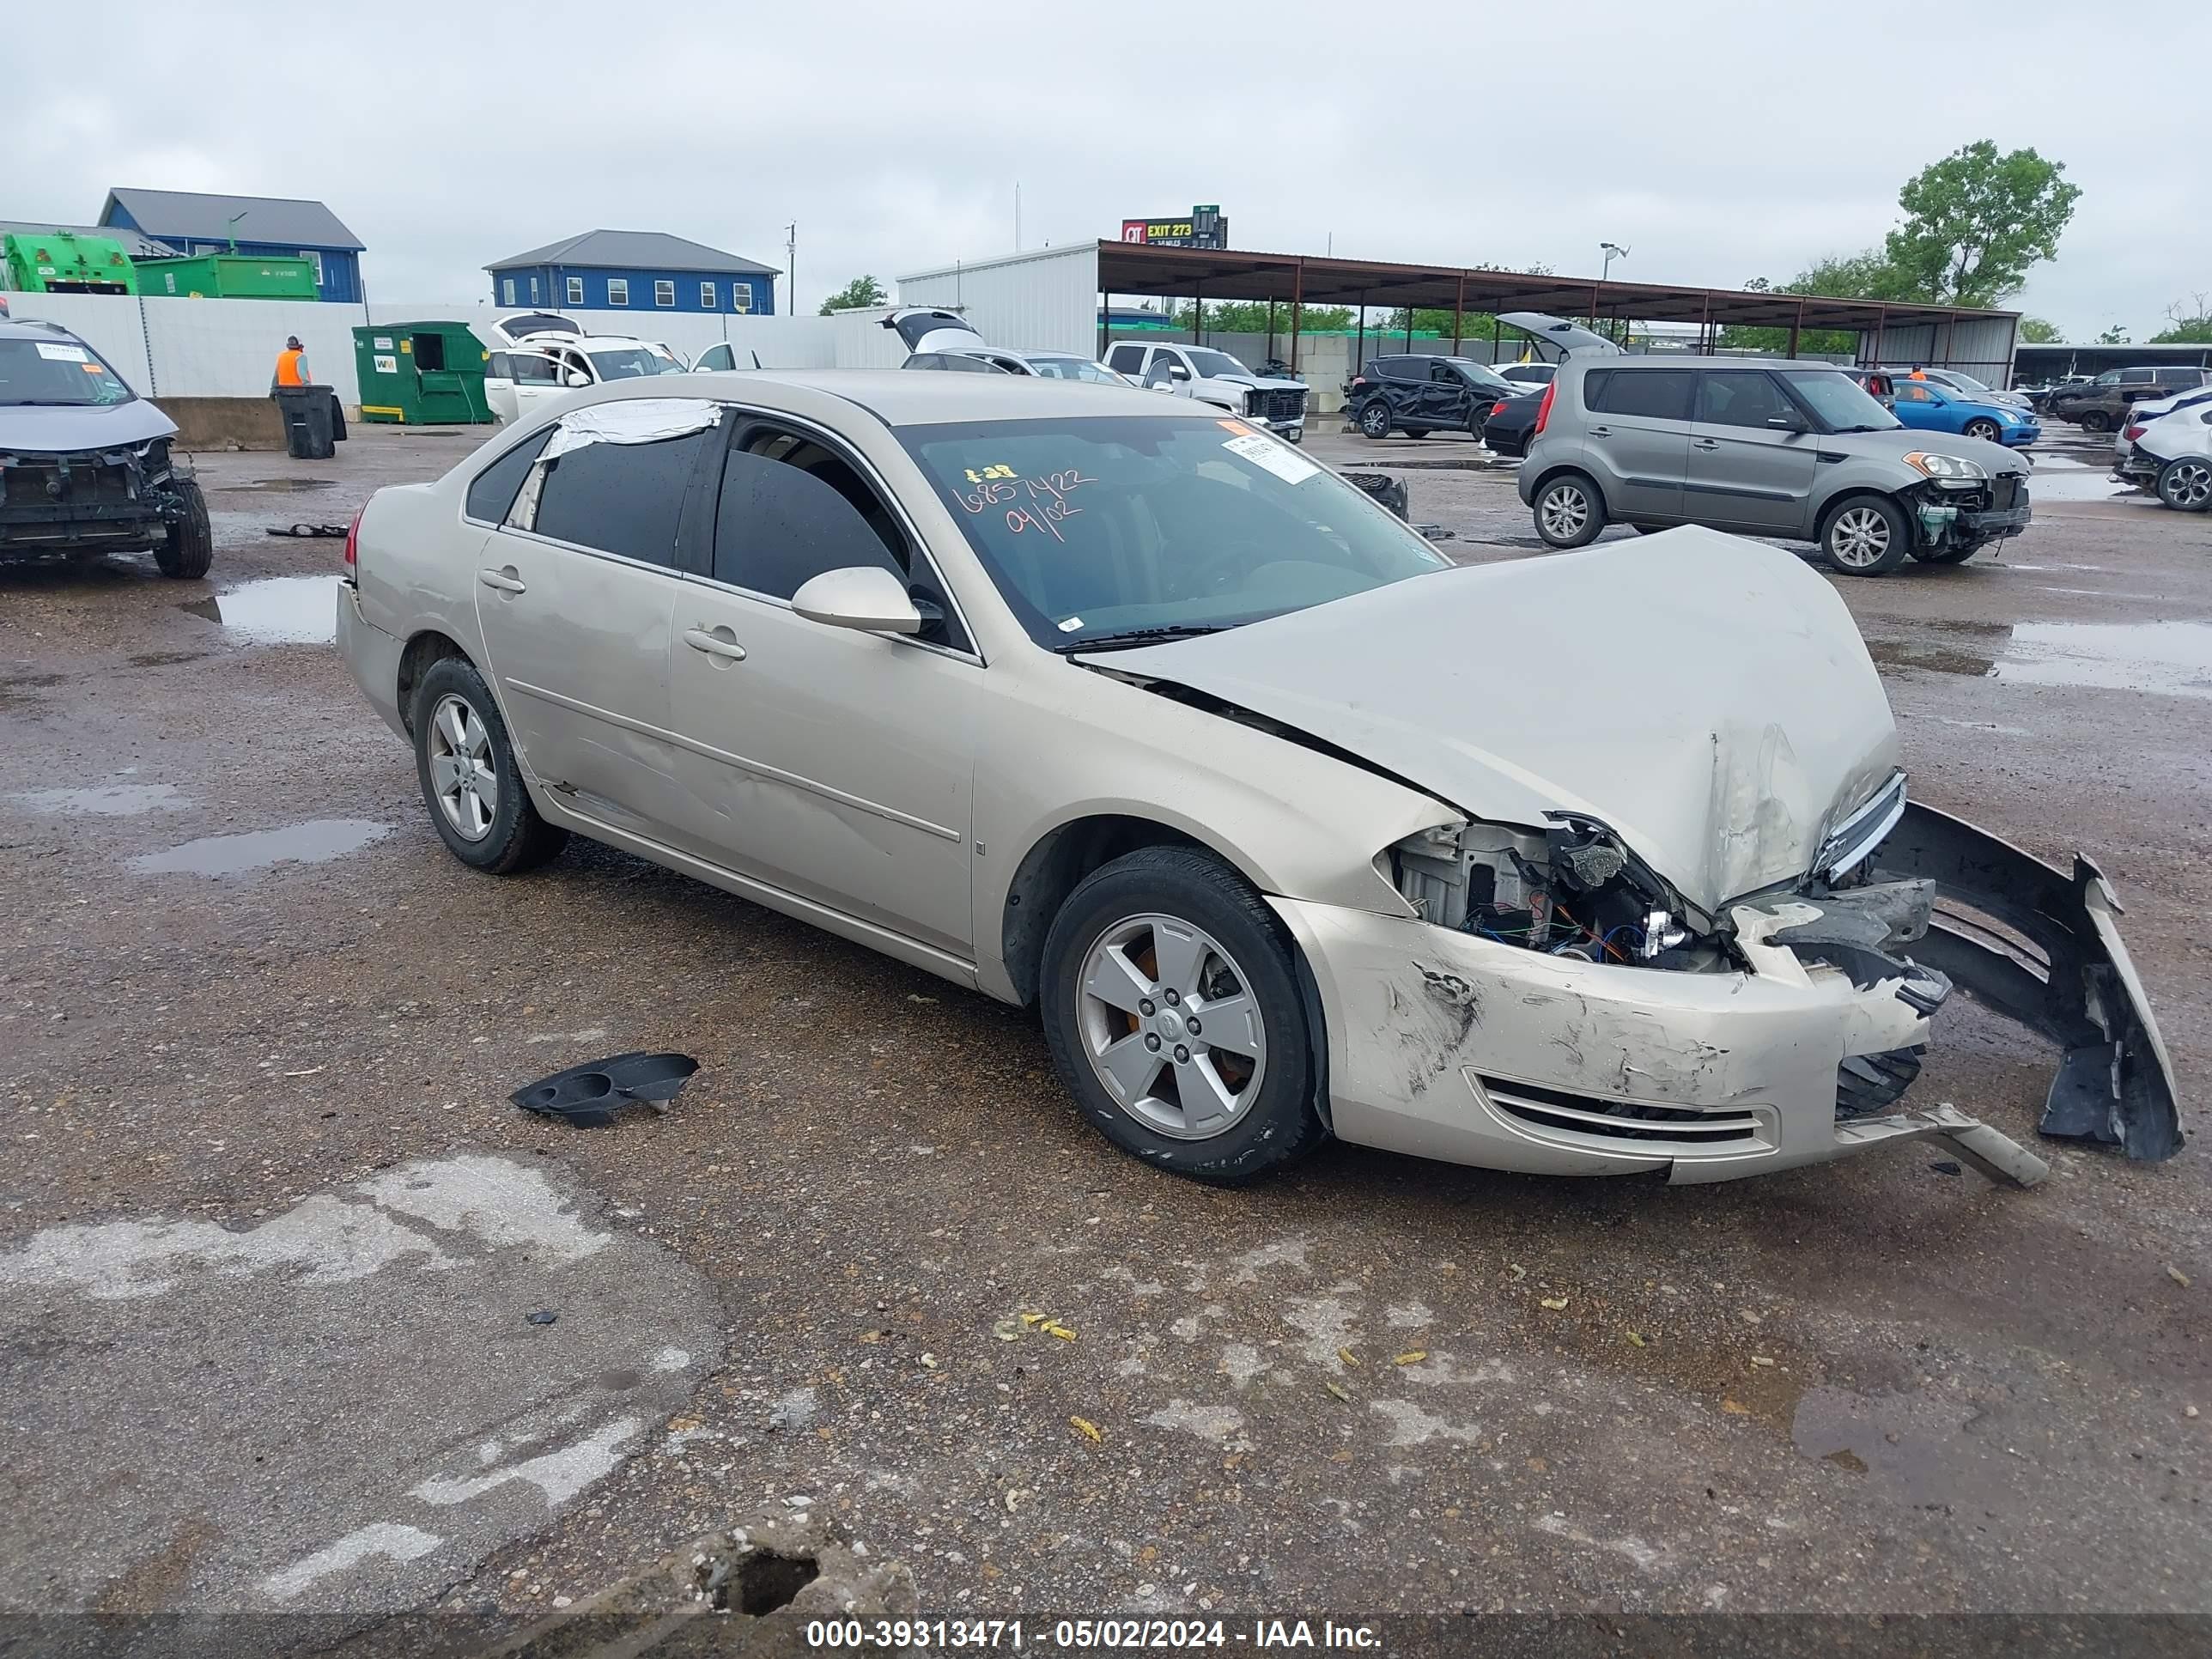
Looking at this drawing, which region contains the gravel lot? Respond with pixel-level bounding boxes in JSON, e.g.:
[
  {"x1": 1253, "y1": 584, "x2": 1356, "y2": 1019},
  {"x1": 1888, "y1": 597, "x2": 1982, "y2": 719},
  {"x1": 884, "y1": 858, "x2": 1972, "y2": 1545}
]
[{"x1": 2, "y1": 416, "x2": 2206, "y2": 1650}]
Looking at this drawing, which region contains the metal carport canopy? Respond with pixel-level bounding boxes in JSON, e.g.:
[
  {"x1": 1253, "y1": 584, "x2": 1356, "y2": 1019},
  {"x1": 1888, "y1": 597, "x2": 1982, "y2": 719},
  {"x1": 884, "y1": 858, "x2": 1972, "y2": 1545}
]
[{"x1": 1092, "y1": 240, "x2": 2014, "y2": 335}]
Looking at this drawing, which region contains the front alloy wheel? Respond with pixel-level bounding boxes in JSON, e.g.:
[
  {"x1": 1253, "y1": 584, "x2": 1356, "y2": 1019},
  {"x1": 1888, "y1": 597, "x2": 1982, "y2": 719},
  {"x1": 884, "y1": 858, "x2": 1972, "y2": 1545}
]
[
  {"x1": 1078, "y1": 914, "x2": 1267, "y2": 1141},
  {"x1": 1962, "y1": 417, "x2": 2002, "y2": 442},
  {"x1": 1823, "y1": 495, "x2": 1912, "y2": 575}
]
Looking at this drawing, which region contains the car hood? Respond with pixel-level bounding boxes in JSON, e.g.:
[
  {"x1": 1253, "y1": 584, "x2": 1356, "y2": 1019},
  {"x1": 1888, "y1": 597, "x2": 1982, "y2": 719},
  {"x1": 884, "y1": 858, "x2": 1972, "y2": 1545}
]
[
  {"x1": 1083, "y1": 526, "x2": 1901, "y2": 919},
  {"x1": 0, "y1": 399, "x2": 177, "y2": 453},
  {"x1": 1210, "y1": 372, "x2": 1305, "y2": 392}
]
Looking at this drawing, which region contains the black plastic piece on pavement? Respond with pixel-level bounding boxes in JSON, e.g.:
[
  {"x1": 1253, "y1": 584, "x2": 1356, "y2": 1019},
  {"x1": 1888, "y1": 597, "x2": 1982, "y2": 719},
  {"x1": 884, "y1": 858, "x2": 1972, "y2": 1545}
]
[{"x1": 512, "y1": 1052, "x2": 700, "y2": 1127}]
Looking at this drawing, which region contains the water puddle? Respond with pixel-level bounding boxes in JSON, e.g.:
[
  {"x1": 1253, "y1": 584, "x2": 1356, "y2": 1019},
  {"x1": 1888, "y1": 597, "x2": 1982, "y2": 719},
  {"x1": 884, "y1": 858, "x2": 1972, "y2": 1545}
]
[
  {"x1": 224, "y1": 477, "x2": 341, "y2": 492},
  {"x1": 14, "y1": 782, "x2": 185, "y2": 817},
  {"x1": 1790, "y1": 1386, "x2": 1996, "y2": 1509},
  {"x1": 128, "y1": 818, "x2": 390, "y2": 877},
  {"x1": 2027, "y1": 471, "x2": 2154, "y2": 505},
  {"x1": 180, "y1": 575, "x2": 340, "y2": 644},
  {"x1": 1996, "y1": 621, "x2": 2212, "y2": 698},
  {"x1": 1869, "y1": 620, "x2": 2212, "y2": 698}
]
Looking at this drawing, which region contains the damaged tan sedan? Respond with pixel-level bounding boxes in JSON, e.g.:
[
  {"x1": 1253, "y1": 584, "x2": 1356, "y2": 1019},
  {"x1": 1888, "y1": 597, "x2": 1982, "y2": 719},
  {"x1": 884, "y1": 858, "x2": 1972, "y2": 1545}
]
[{"x1": 338, "y1": 374, "x2": 2181, "y2": 1188}]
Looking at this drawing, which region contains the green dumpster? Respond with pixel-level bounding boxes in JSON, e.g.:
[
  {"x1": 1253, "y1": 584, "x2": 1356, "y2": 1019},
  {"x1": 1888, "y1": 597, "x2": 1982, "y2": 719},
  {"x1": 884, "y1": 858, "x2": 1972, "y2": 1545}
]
[
  {"x1": 353, "y1": 322, "x2": 496, "y2": 425},
  {"x1": 137, "y1": 252, "x2": 319, "y2": 300}
]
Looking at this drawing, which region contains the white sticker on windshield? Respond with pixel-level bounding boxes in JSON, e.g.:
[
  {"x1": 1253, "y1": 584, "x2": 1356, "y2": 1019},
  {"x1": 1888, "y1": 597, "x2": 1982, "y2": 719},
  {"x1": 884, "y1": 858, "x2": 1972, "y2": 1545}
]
[
  {"x1": 1057, "y1": 616, "x2": 1085, "y2": 633},
  {"x1": 35, "y1": 343, "x2": 90, "y2": 362},
  {"x1": 1222, "y1": 431, "x2": 1320, "y2": 484}
]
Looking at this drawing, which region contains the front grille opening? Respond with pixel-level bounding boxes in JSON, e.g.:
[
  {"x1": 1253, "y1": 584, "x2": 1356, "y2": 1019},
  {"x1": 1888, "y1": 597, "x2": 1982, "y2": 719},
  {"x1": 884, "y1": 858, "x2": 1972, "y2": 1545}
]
[{"x1": 1480, "y1": 1076, "x2": 1760, "y2": 1144}]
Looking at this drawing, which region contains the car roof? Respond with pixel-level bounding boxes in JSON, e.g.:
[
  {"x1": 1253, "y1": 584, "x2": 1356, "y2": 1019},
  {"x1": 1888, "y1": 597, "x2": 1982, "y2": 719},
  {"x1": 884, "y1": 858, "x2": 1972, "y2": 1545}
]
[
  {"x1": 563, "y1": 368, "x2": 1188, "y2": 427},
  {"x1": 0, "y1": 319, "x2": 87, "y2": 343}
]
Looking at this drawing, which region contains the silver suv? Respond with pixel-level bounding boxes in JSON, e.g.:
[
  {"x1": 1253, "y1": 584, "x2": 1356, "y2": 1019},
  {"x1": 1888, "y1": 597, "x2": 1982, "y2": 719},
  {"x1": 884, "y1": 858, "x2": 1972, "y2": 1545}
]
[{"x1": 1517, "y1": 357, "x2": 2033, "y2": 575}]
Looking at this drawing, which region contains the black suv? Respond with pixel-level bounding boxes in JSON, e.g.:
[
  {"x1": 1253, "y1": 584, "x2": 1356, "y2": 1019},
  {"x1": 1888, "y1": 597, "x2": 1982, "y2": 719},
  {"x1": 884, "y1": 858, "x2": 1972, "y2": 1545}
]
[
  {"x1": 2045, "y1": 366, "x2": 2212, "y2": 434},
  {"x1": 1342, "y1": 355, "x2": 1522, "y2": 441},
  {"x1": 0, "y1": 319, "x2": 212, "y2": 575}
]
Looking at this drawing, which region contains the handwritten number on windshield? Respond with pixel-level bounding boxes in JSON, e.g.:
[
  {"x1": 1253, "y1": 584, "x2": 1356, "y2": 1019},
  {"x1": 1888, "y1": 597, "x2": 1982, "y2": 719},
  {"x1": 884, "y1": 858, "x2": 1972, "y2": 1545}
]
[{"x1": 954, "y1": 468, "x2": 1094, "y2": 541}]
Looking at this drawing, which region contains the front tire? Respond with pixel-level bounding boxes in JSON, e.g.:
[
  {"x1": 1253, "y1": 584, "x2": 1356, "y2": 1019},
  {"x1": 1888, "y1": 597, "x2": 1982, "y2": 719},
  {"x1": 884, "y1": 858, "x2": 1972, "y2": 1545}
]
[
  {"x1": 1357, "y1": 400, "x2": 1393, "y2": 441},
  {"x1": 1532, "y1": 471, "x2": 1607, "y2": 548},
  {"x1": 154, "y1": 480, "x2": 213, "y2": 579},
  {"x1": 1039, "y1": 847, "x2": 1323, "y2": 1186},
  {"x1": 2156, "y1": 454, "x2": 2212, "y2": 512},
  {"x1": 1820, "y1": 494, "x2": 1913, "y2": 576},
  {"x1": 1961, "y1": 418, "x2": 2002, "y2": 442},
  {"x1": 409, "y1": 658, "x2": 568, "y2": 874}
]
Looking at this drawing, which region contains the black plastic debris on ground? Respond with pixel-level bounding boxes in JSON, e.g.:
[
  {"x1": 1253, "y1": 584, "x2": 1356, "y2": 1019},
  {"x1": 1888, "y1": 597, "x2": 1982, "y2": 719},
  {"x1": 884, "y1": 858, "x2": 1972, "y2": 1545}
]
[
  {"x1": 1341, "y1": 471, "x2": 1409, "y2": 520},
  {"x1": 513, "y1": 1052, "x2": 699, "y2": 1127},
  {"x1": 525, "y1": 1310, "x2": 558, "y2": 1326},
  {"x1": 264, "y1": 523, "x2": 349, "y2": 538}
]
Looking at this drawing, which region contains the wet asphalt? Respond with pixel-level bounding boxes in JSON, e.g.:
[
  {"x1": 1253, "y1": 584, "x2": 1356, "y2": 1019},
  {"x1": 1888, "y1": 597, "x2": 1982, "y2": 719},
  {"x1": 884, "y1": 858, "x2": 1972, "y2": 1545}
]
[{"x1": 0, "y1": 419, "x2": 2206, "y2": 1642}]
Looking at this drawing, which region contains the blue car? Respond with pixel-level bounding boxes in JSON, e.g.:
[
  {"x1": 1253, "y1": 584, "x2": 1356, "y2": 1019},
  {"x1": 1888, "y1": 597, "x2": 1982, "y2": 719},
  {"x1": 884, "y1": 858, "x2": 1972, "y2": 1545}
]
[{"x1": 1891, "y1": 379, "x2": 2040, "y2": 447}]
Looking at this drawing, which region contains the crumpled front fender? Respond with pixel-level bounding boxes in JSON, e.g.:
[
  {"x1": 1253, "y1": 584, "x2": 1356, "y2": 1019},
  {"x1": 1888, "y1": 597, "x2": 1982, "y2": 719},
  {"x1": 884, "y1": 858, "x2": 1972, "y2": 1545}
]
[{"x1": 1871, "y1": 801, "x2": 2183, "y2": 1161}]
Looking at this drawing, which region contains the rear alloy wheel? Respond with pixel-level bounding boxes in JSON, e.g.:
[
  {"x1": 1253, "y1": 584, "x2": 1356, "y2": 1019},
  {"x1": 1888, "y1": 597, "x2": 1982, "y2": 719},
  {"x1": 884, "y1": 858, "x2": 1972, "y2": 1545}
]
[
  {"x1": 1822, "y1": 495, "x2": 1913, "y2": 576},
  {"x1": 410, "y1": 657, "x2": 568, "y2": 874},
  {"x1": 2156, "y1": 455, "x2": 2212, "y2": 512},
  {"x1": 2078, "y1": 410, "x2": 2113, "y2": 434},
  {"x1": 1358, "y1": 400, "x2": 1393, "y2": 441},
  {"x1": 1961, "y1": 417, "x2": 2002, "y2": 442},
  {"x1": 1040, "y1": 848, "x2": 1322, "y2": 1185},
  {"x1": 1533, "y1": 471, "x2": 1607, "y2": 548}
]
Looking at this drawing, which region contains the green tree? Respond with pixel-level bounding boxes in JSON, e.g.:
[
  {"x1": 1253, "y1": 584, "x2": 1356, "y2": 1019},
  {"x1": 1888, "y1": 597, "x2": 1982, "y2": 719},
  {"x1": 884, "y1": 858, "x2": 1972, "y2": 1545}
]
[
  {"x1": 817, "y1": 275, "x2": 886, "y2": 315},
  {"x1": 2149, "y1": 294, "x2": 2212, "y2": 344},
  {"x1": 2019, "y1": 316, "x2": 2063, "y2": 343},
  {"x1": 1718, "y1": 252, "x2": 1908, "y2": 352},
  {"x1": 1174, "y1": 300, "x2": 1356, "y2": 334},
  {"x1": 2094, "y1": 324, "x2": 2130, "y2": 345},
  {"x1": 1882, "y1": 142, "x2": 2081, "y2": 307}
]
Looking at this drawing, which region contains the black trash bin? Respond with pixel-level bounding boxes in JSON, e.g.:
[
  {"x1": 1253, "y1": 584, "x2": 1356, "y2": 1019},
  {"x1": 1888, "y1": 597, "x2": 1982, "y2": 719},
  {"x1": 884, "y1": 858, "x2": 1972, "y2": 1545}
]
[{"x1": 275, "y1": 386, "x2": 339, "y2": 459}]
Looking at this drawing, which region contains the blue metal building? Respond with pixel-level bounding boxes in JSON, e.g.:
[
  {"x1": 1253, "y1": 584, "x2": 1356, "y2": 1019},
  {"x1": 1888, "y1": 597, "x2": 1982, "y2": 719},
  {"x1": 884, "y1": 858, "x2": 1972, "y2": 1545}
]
[
  {"x1": 485, "y1": 230, "x2": 778, "y2": 316},
  {"x1": 97, "y1": 188, "x2": 365, "y2": 302}
]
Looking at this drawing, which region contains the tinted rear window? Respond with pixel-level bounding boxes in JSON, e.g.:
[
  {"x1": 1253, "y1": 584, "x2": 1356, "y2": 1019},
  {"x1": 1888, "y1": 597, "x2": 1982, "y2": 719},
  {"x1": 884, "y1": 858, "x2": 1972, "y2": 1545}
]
[
  {"x1": 1584, "y1": 368, "x2": 1692, "y2": 421},
  {"x1": 530, "y1": 431, "x2": 709, "y2": 566},
  {"x1": 465, "y1": 428, "x2": 552, "y2": 524}
]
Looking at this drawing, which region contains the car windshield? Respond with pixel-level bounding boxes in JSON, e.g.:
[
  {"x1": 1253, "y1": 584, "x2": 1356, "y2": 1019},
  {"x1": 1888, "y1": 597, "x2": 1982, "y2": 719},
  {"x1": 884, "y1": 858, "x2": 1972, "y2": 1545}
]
[
  {"x1": 586, "y1": 347, "x2": 678, "y2": 380},
  {"x1": 901, "y1": 415, "x2": 1449, "y2": 649},
  {"x1": 1182, "y1": 349, "x2": 1251, "y2": 380},
  {"x1": 1028, "y1": 356, "x2": 1124, "y2": 385},
  {"x1": 1781, "y1": 369, "x2": 1899, "y2": 432},
  {"x1": 0, "y1": 337, "x2": 136, "y2": 406},
  {"x1": 1446, "y1": 358, "x2": 1518, "y2": 392}
]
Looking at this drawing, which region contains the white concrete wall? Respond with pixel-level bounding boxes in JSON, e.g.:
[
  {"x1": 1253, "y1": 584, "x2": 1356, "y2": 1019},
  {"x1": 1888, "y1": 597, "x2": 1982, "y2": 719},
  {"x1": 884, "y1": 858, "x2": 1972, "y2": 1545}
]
[
  {"x1": 0, "y1": 293, "x2": 842, "y2": 411},
  {"x1": 896, "y1": 245, "x2": 1099, "y2": 358}
]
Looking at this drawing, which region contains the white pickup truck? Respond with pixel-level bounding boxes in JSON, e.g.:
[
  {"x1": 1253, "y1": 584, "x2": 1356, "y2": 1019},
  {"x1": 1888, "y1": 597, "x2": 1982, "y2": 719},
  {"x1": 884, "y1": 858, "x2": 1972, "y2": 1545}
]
[{"x1": 1101, "y1": 340, "x2": 1310, "y2": 441}]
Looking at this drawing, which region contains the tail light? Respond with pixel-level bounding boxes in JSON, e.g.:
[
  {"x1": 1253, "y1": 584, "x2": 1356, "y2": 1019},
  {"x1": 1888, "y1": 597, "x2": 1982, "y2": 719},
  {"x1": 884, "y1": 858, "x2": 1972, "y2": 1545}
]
[
  {"x1": 2124, "y1": 424, "x2": 2146, "y2": 441},
  {"x1": 1490, "y1": 400, "x2": 1510, "y2": 418},
  {"x1": 342, "y1": 507, "x2": 362, "y2": 580},
  {"x1": 1534, "y1": 381, "x2": 1556, "y2": 434}
]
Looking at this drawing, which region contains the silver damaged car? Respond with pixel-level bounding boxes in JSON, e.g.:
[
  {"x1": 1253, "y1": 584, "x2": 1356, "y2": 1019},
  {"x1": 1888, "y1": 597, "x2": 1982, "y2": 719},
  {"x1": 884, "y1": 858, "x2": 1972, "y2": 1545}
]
[{"x1": 337, "y1": 374, "x2": 2180, "y2": 1188}]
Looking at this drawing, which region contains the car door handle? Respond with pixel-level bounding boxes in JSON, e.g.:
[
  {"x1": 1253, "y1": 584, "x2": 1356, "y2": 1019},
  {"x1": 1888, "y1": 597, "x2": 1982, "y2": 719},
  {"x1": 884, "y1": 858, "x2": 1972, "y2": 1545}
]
[
  {"x1": 1587, "y1": 425, "x2": 1610, "y2": 437},
  {"x1": 1692, "y1": 438, "x2": 1721, "y2": 450},
  {"x1": 478, "y1": 567, "x2": 526, "y2": 594},
  {"x1": 683, "y1": 626, "x2": 748, "y2": 662}
]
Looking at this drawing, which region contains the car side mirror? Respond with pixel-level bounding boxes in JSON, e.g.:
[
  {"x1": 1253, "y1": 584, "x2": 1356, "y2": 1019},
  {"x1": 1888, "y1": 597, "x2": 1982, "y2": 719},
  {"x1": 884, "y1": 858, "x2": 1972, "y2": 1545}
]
[
  {"x1": 562, "y1": 370, "x2": 589, "y2": 388},
  {"x1": 1167, "y1": 363, "x2": 1191, "y2": 382},
  {"x1": 1765, "y1": 412, "x2": 1808, "y2": 432},
  {"x1": 791, "y1": 566, "x2": 921, "y2": 635}
]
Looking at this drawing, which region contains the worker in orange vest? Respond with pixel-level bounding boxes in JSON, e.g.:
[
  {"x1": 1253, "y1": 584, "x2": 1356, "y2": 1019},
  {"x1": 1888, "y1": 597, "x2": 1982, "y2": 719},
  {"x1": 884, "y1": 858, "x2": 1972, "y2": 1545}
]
[{"x1": 270, "y1": 336, "x2": 311, "y2": 392}]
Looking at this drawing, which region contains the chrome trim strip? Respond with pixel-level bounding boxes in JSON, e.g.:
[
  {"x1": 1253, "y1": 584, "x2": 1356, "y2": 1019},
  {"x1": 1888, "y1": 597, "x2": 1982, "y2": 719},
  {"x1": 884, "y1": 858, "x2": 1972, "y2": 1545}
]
[{"x1": 1820, "y1": 770, "x2": 1908, "y2": 878}]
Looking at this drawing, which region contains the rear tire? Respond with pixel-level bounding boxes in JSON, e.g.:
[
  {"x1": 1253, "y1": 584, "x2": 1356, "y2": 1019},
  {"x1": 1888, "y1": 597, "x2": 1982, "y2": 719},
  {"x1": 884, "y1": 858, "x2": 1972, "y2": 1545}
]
[
  {"x1": 1820, "y1": 493, "x2": 1913, "y2": 576},
  {"x1": 153, "y1": 480, "x2": 213, "y2": 580},
  {"x1": 409, "y1": 657, "x2": 569, "y2": 874},
  {"x1": 2078, "y1": 410, "x2": 2113, "y2": 434},
  {"x1": 2155, "y1": 454, "x2": 2212, "y2": 512},
  {"x1": 1039, "y1": 847, "x2": 1324, "y2": 1186},
  {"x1": 1357, "y1": 400, "x2": 1393, "y2": 441},
  {"x1": 1532, "y1": 471, "x2": 1607, "y2": 548}
]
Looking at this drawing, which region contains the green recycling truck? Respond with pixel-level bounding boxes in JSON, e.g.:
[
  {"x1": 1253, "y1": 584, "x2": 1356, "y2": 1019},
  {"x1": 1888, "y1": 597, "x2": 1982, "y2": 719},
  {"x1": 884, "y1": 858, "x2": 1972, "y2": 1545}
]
[
  {"x1": 353, "y1": 322, "x2": 497, "y2": 425},
  {"x1": 2, "y1": 229, "x2": 138, "y2": 295}
]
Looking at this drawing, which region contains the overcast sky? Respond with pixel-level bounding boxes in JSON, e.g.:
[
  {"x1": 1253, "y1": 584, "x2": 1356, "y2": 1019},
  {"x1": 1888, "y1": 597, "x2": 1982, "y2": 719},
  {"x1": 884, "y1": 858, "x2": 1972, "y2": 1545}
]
[{"x1": 17, "y1": 2, "x2": 2208, "y2": 339}]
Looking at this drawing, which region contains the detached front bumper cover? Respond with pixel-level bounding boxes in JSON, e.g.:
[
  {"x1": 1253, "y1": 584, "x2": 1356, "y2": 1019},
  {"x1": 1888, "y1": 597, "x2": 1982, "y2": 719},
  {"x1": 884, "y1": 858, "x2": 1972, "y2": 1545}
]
[{"x1": 1871, "y1": 801, "x2": 2182, "y2": 1161}]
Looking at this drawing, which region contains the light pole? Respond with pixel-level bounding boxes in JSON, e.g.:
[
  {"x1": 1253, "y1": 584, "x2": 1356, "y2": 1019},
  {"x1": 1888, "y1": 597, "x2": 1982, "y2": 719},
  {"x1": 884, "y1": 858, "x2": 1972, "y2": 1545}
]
[{"x1": 1598, "y1": 242, "x2": 1629, "y2": 340}]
